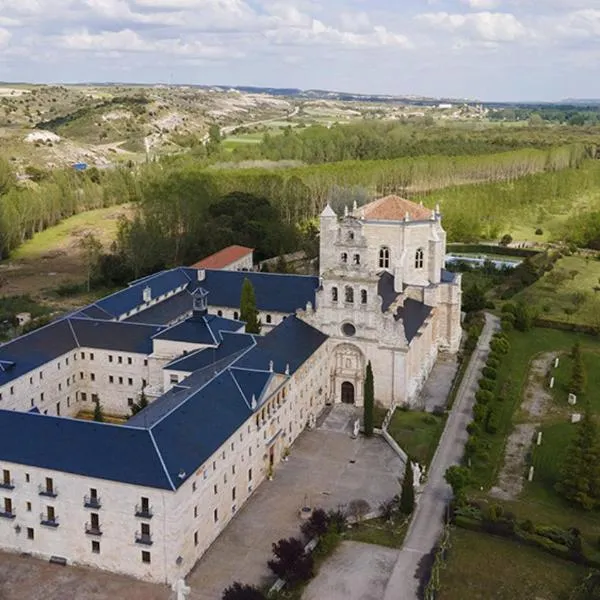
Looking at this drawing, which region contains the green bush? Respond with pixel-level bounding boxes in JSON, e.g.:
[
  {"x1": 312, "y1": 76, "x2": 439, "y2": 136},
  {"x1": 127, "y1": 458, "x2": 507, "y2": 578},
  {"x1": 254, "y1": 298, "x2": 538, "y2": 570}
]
[
  {"x1": 473, "y1": 404, "x2": 488, "y2": 423},
  {"x1": 479, "y1": 377, "x2": 495, "y2": 391},
  {"x1": 520, "y1": 519, "x2": 535, "y2": 533},
  {"x1": 467, "y1": 422, "x2": 480, "y2": 435},
  {"x1": 485, "y1": 408, "x2": 500, "y2": 434},
  {"x1": 501, "y1": 302, "x2": 516, "y2": 315},
  {"x1": 482, "y1": 367, "x2": 497, "y2": 379},
  {"x1": 485, "y1": 357, "x2": 500, "y2": 369},
  {"x1": 476, "y1": 390, "x2": 494, "y2": 404},
  {"x1": 490, "y1": 339, "x2": 510, "y2": 354}
]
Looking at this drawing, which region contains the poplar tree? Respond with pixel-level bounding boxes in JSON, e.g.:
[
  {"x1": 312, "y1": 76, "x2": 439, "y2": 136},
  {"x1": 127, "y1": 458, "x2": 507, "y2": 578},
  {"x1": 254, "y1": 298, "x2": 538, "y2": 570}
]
[
  {"x1": 240, "y1": 278, "x2": 261, "y2": 334},
  {"x1": 93, "y1": 400, "x2": 105, "y2": 423},
  {"x1": 363, "y1": 361, "x2": 374, "y2": 437}
]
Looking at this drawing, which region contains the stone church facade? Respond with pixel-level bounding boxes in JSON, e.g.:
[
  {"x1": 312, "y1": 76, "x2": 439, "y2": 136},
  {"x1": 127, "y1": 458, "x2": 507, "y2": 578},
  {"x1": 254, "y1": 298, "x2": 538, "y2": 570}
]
[{"x1": 300, "y1": 195, "x2": 462, "y2": 408}]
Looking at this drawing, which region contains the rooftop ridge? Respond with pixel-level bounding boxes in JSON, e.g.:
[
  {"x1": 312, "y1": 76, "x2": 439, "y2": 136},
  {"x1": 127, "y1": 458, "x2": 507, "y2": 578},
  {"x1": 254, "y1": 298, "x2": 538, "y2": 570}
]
[{"x1": 148, "y1": 429, "x2": 176, "y2": 491}]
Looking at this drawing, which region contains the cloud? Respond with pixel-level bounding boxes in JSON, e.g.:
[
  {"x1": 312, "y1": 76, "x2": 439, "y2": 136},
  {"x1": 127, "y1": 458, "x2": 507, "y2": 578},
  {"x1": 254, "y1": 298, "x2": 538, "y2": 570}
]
[
  {"x1": 418, "y1": 11, "x2": 527, "y2": 42},
  {"x1": 0, "y1": 28, "x2": 11, "y2": 48},
  {"x1": 461, "y1": 0, "x2": 501, "y2": 9}
]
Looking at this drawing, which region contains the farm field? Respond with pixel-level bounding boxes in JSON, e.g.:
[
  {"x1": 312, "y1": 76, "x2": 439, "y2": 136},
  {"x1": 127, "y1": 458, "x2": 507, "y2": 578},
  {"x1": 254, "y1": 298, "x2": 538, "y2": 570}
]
[
  {"x1": 512, "y1": 255, "x2": 600, "y2": 328},
  {"x1": 438, "y1": 528, "x2": 586, "y2": 600}
]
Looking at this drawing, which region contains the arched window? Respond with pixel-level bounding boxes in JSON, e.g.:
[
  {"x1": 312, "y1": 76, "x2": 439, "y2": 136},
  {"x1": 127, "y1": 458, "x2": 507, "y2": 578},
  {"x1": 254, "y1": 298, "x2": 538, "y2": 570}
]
[
  {"x1": 348, "y1": 231, "x2": 354, "y2": 241},
  {"x1": 345, "y1": 286, "x2": 354, "y2": 303},
  {"x1": 379, "y1": 247, "x2": 390, "y2": 269},
  {"x1": 341, "y1": 252, "x2": 348, "y2": 264},
  {"x1": 361, "y1": 290, "x2": 367, "y2": 304},
  {"x1": 415, "y1": 248, "x2": 424, "y2": 269},
  {"x1": 217, "y1": 310, "x2": 223, "y2": 317},
  {"x1": 353, "y1": 254, "x2": 360, "y2": 265},
  {"x1": 266, "y1": 315, "x2": 272, "y2": 324},
  {"x1": 332, "y1": 287, "x2": 338, "y2": 302}
]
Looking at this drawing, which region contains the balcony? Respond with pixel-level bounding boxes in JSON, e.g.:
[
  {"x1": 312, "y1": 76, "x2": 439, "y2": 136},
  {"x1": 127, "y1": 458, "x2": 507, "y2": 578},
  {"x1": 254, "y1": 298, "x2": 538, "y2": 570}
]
[
  {"x1": 85, "y1": 523, "x2": 102, "y2": 536},
  {"x1": 135, "y1": 532, "x2": 153, "y2": 546},
  {"x1": 40, "y1": 514, "x2": 59, "y2": 527},
  {"x1": 134, "y1": 505, "x2": 153, "y2": 519},
  {"x1": 0, "y1": 480, "x2": 14, "y2": 490},
  {"x1": 38, "y1": 485, "x2": 57, "y2": 498},
  {"x1": 0, "y1": 510, "x2": 15, "y2": 519},
  {"x1": 84, "y1": 496, "x2": 101, "y2": 509}
]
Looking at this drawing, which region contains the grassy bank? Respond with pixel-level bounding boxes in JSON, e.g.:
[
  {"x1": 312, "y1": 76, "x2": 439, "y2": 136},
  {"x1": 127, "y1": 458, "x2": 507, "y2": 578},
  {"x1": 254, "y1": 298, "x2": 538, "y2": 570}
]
[{"x1": 387, "y1": 410, "x2": 446, "y2": 466}]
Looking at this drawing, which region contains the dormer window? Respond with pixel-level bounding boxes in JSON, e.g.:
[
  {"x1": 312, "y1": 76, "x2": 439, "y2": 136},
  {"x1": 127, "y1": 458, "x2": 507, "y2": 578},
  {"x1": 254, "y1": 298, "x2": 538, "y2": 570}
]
[
  {"x1": 379, "y1": 247, "x2": 390, "y2": 269},
  {"x1": 415, "y1": 248, "x2": 424, "y2": 269},
  {"x1": 341, "y1": 253, "x2": 348, "y2": 264},
  {"x1": 143, "y1": 286, "x2": 152, "y2": 303}
]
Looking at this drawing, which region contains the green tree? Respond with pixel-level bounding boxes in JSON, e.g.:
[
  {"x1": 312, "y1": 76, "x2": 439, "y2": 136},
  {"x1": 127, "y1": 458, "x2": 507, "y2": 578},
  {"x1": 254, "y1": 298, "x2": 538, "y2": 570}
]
[
  {"x1": 556, "y1": 408, "x2": 600, "y2": 510},
  {"x1": 222, "y1": 582, "x2": 266, "y2": 600},
  {"x1": 79, "y1": 232, "x2": 103, "y2": 292},
  {"x1": 400, "y1": 460, "x2": 415, "y2": 515},
  {"x1": 240, "y1": 278, "x2": 261, "y2": 334},
  {"x1": 445, "y1": 466, "x2": 470, "y2": 504},
  {"x1": 93, "y1": 400, "x2": 105, "y2": 423},
  {"x1": 570, "y1": 349, "x2": 586, "y2": 396},
  {"x1": 130, "y1": 390, "x2": 149, "y2": 416},
  {"x1": 363, "y1": 361, "x2": 374, "y2": 437}
]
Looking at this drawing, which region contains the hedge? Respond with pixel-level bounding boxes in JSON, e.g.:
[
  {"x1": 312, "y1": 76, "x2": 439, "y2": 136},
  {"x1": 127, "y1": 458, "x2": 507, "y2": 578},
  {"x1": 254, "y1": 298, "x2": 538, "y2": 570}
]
[{"x1": 447, "y1": 244, "x2": 541, "y2": 258}]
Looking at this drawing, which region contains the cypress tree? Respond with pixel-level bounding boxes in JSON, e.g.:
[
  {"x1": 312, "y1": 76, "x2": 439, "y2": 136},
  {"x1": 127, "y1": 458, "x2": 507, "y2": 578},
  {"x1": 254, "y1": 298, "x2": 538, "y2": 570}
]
[
  {"x1": 400, "y1": 460, "x2": 415, "y2": 515},
  {"x1": 93, "y1": 400, "x2": 105, "y2": 423},
  {"x1": 570, "y1": 349, "x2": 586, "y2": 396},
  {"x1": 363, "y1": 361, "x2": 374, "y2": 437},
  {"x1": 556, "y1": 407, "x2": 600, "y2": 510},
  {"x1": 240, "y1": 278, "x2": 261, "y2": 334}
]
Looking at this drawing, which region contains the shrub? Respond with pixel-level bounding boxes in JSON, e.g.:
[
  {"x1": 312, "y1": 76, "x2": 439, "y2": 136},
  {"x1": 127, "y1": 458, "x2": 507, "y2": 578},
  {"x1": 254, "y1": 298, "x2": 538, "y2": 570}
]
[
  {"x1": 485, "y1": 408, "x2": 500, "y2": 434},
  {"x1": 535, "y1": 228, "x2": 543, "y2": 235},
  {"x1": 268, "y1": 537, "x2": 314, "y2": 585},
  {"x1": 501, "y1": 318, "x2": 514, "y2": 332},
  {"x1": 490, "y1": 339, "x2": 509, "y2": 355},
  {"x1": 473, "y1": 404, "x2": 488, "y2": 423},
  {"x1": 222, "y1": 582, "x2": 266, "y2": 600},
  {"x1": 500, "y1": 234, "x2": 513, "y2": 246},
  {"x1": 313, "y1": 530, "x2": 341, "y2": 558},
  {"x1": 502, "y1": 302, "x2": 517, "y2": 315},
  {"x1": 326, "y1": 509, "x2": 348, "y2": 533},
  {"x1": 487, "y1": 352, "x2": 501, "y2": 363},
  {"x1": 476, "y1": 390, "x2": 494, "y2": 404},
  {"x1": 520, "y1": 519, "x2": 535, "y2": 533},
  {"x1": 482, "y1": 367, "x2": 497, "y2": 379},
  {"x1": 485, "y1": 356, "x2": 500, "y2": 369},
  {"x1": 300, "y1": 508, "x2": 329, "y2": 539},
  {"x1": 467, "y1": 422, "x2": 480, "y2": 435},
  {"x1": 479, "y1": 377, "x2": 495, "y2": 391}
]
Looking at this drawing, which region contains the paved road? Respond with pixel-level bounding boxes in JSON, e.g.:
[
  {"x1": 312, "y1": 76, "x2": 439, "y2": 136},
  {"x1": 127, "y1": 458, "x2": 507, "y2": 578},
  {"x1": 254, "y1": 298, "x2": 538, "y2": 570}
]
[{"x1": 383, "y1": 313, "x2": 500, "y2": 600}]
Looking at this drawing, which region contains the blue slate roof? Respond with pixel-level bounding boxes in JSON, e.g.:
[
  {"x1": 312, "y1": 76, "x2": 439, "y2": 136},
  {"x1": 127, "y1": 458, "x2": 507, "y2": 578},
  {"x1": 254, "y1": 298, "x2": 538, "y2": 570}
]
[
  {"x1": 441, "y1": 269, "x2": 457, "y2": 283},
  {"x1": 396, "y1": 299, "x2": 432, "y2": 342},
  {"x1": 0, "y1": 411, "x2": 174, "y2": 489},
  {"x1": 71, "y1": 319, "x2": 163, "y2": 354},
  {"x1": 230, "y1": 368, "x2": 273, "y2": 406},
  {"x1": 185, "y1": 269, "x2": 319, "y2": 313},
  {"x1": 95, "y1": 269, "x2": 191, "y2": 318},
  {"x1": 235, "y1": 315, "x2": 328, "y2": 375},
  {"x1": 153, "y1": 314, "x2": 244, "y2": 345},
  {"x1": 124, "y1": 290, "x2": 193, "y2": 326},
  {"x1": 165, "y1": 331, "x2": 256, "y2": 372}
]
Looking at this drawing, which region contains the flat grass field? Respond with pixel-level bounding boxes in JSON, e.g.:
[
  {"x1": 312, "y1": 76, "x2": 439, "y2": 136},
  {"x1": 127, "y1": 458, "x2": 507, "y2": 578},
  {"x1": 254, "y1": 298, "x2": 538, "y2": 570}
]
[
  {"x1": 512, "y1": 254, "x2": 600, "y2": 327},
  {"x1": 387, "y1": 410, "x2": 446, "y2": 466},
  {"x1": 438, "y1": 528, "x2": 586, "y2": 600}
]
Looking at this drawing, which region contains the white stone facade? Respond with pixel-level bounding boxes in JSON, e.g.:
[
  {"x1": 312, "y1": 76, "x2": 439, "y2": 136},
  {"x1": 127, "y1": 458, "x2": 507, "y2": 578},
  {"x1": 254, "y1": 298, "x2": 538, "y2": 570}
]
[{"x1": 300, "y1": 197, "x2": 461, "y2": 408}]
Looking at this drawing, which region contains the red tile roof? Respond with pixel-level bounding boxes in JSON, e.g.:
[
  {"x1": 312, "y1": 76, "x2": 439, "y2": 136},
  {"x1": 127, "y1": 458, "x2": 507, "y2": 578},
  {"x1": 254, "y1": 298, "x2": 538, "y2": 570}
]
[
  {"x1": 356, "y1": 195, "x2": 434, "y2": 222},
  {"x1": 191, "y1": 245, "x2": 254, "y2": 270}
]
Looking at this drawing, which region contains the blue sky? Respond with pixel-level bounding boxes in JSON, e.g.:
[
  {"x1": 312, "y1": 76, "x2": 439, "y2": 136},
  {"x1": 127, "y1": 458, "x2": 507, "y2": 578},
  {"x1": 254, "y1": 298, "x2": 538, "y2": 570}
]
[{"x1": 0, "y1": 0, "x2": 599, "y2": 101}]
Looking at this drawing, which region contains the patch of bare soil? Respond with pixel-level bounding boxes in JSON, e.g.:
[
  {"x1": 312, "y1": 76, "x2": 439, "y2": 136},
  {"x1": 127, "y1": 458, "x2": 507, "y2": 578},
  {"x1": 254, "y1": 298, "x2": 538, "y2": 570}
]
[{"x1": 490, "y1": 352, "x2": 557, "y2": 500}]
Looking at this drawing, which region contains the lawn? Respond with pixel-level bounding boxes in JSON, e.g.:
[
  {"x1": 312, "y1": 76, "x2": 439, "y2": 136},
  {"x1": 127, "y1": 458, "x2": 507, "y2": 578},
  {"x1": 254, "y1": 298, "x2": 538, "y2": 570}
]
[
  {"x1": 512, "y1": 254, "x2": 600, "y2": 327},
  {"x1": 387, "y1": 410, "x2": 446, "y2": 466},
  {"x1": 438, "y1": 527, "x2": 587, "y2": 600},
  {"x1": 344, "y1": 517, "x2": 408, "y2": 549},
  {"x1": 469, "y1": 327, "x2": 597, "y2": 489},
  {"x1": 11, "y1": 205, "x2": 132, "y2": 260}
]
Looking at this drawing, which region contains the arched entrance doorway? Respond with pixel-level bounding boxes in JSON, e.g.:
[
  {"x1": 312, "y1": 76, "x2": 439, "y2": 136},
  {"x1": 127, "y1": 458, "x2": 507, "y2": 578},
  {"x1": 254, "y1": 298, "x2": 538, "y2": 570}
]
[{"x1": 341, "y1": 381, "x2": 355, "y2": 404}]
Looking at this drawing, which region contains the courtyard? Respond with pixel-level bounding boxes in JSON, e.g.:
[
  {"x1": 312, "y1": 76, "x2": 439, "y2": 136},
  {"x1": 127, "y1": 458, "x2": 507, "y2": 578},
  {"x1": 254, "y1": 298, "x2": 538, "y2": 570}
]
[{"x1": 186, "y1": 407, "x2": 405, "y2": 599}]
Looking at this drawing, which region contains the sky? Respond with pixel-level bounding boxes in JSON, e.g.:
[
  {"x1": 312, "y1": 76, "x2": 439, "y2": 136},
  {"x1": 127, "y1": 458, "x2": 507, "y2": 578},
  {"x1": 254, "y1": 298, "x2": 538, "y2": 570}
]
[{"x1": 0, "y1": 0, "x2": 600, "y2": 101}]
